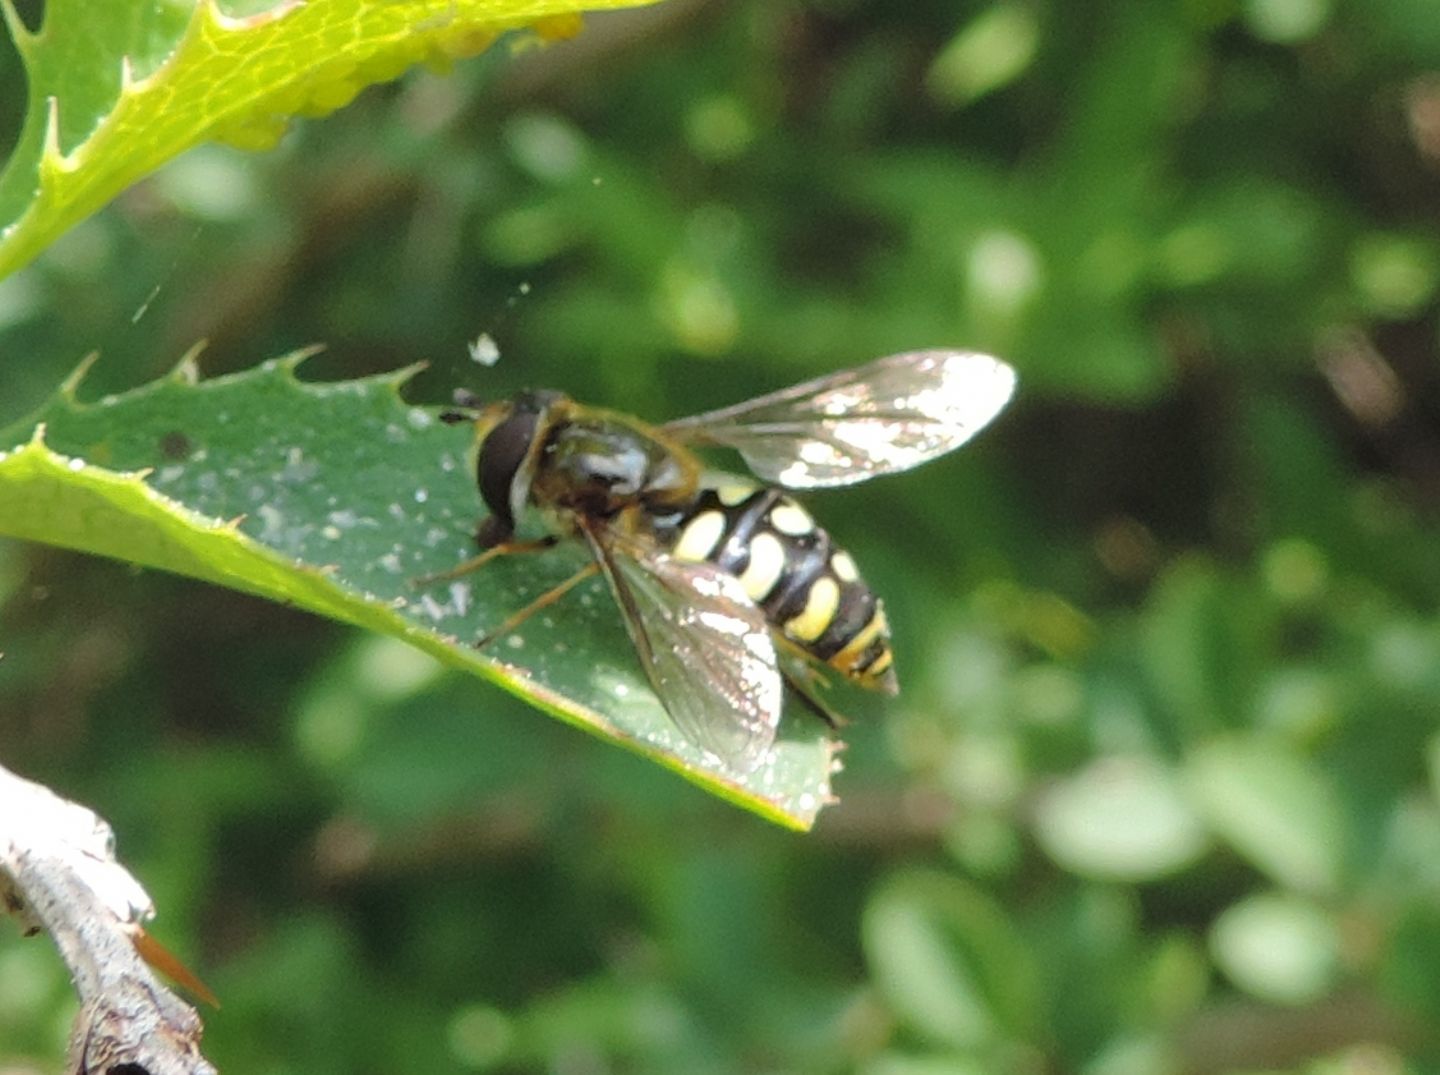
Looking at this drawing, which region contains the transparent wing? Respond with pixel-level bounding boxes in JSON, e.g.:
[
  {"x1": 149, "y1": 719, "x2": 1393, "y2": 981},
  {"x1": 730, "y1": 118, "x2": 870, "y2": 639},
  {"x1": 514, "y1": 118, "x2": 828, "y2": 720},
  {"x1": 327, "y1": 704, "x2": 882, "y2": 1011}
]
[
  {"x1": 664, "y1": 349, "x2": 1016, "y2": 489},
  {"x1": 578, "y1": 520, "x2": 783, "y2": 772}
]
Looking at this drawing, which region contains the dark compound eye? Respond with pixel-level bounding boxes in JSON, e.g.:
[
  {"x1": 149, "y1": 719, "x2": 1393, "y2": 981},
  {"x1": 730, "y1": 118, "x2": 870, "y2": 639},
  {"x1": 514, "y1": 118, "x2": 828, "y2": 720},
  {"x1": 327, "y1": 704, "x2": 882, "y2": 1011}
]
[{"x1": 477, "y1": 408, "x2": 541, "y2": 533}]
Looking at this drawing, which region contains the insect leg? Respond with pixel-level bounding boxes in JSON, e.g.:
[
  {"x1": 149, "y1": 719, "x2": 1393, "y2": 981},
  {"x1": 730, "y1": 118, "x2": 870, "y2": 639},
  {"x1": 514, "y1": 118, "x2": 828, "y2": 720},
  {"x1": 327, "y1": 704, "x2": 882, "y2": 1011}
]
[
  {"x1": 411, "y1": 536, "x2": 557, "y2": 587},
  {"x1": 475, "y1": 561, "x2": 602, "y2": 649},
  {"x1": 782, "y1": 669, "x2": 847, "y2": 729},
  {"x1": 776, "y1": 639, "x2": 849, "y2": 728}
]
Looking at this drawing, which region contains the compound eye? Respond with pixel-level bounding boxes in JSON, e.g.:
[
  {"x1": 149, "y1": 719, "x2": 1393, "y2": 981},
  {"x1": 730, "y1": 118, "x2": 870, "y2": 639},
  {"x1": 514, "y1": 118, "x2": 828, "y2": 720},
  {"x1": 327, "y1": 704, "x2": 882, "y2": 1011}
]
[{"x1": 478, "y1": 409, "x2": 540, "y2": 531}]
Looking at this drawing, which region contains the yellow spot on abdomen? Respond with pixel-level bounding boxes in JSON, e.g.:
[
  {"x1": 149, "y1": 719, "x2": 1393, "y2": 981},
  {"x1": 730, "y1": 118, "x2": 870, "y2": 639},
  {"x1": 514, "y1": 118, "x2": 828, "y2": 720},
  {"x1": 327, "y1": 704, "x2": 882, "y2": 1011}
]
[
  {"x1": 673, "y1": 510, "x2": 726, "y2": 562},
  {"x1": 739, "y1": 532, "x2": 785, "y2": 601},
  {"x1": 830, "y1": 550, "x2": 859, "y2": 582},
  {"x1": 768, "y1": 502, "x2": 814, "y2": 536},
  {"x1": 785, "y1": 576, "x2": 840, "y2": 643},
  {"x1": 715, "y1": 482, "x2": 756, "y2": 507}
]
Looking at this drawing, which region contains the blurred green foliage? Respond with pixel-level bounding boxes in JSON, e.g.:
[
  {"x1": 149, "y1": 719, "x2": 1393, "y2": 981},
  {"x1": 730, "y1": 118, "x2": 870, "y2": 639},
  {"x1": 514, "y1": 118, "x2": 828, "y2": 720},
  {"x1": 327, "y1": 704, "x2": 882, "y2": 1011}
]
[{"x1": 4, "y1": 1, "x2": 1440, "y2": 1072}]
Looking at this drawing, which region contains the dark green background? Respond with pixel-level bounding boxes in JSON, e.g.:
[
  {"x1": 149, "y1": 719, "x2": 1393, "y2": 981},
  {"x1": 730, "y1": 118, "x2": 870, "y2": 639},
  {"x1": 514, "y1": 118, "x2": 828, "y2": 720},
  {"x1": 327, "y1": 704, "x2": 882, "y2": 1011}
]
[{"x1": 4, "y1": 1, "x2": 1440, "y2": 1071}]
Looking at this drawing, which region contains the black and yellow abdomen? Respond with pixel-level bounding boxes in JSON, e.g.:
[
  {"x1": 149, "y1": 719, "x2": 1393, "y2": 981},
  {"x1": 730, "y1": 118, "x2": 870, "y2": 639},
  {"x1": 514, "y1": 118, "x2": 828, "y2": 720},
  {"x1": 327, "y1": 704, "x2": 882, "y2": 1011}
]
[{"x1": 655, "y1": 482, "x2": 897, "y2": 693}]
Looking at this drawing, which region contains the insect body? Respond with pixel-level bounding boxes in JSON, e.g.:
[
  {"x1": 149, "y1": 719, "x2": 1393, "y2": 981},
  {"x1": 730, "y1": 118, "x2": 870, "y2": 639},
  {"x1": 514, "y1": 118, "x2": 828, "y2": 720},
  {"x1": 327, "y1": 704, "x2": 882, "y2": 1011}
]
[
  {"x1": 658, "y1": 481, "x2": 896, "y2": 693},
  {"x1": 433, "y1": 350, "x2": 1016, "y2": 770}
]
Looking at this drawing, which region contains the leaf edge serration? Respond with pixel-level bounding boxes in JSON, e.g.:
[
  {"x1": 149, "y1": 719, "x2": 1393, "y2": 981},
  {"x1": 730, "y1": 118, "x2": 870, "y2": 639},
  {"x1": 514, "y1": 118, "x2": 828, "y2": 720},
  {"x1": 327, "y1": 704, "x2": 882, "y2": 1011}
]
[
  {"x1": 0, "y1": 415, "x2": 830, "y2": 832},
  {"x1": 0, "y1": 0, "x2": 649, "y2": 278}
]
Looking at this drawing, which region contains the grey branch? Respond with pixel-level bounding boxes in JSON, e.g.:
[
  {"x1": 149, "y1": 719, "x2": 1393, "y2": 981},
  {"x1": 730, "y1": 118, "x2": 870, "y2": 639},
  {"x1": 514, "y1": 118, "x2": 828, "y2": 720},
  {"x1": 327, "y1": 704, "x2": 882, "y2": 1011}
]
[{"x1": 0, "y1": 762, "x2": 216, "y2": 1075}]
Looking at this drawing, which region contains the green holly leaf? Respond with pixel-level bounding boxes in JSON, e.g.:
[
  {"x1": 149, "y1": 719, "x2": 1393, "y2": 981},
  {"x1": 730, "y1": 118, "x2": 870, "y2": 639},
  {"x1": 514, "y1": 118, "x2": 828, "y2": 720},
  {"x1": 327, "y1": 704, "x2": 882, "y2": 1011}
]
[
  {"x1": 0, "y1": 0, "x2": 655, "y2": 278},
  {"x1": 0, "y1": 355, "x2": 839, "y2": 829}
]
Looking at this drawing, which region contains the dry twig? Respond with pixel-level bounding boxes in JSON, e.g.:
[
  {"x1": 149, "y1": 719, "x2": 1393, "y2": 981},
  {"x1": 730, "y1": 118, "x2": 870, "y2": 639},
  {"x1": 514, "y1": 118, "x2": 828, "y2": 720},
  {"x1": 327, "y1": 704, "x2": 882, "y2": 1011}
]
[{"x1": 0, "y1": 763, "x2": 215, "y2": 1075}]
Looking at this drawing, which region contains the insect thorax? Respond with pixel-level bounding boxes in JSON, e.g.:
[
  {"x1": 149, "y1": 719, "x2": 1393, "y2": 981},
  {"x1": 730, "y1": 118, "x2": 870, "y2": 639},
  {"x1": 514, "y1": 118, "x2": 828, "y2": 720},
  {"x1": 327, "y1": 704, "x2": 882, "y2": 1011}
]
[
  {"x1": 650, "y1": 482, "x2": 897, "y2": 691},
  {"x1": 530, "y1": 414, "x2": 696, "y2": 518}
]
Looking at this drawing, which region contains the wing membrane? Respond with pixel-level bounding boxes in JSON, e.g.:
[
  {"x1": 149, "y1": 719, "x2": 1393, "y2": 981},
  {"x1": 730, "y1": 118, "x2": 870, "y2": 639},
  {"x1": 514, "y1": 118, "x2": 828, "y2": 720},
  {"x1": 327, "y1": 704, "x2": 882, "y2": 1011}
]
[
  {"x1": 664, "y1": 349, "x2": 1016, "y2": 489},
  {"x1": 578, "y1": 520, "x2": 782, "y2": 772}
]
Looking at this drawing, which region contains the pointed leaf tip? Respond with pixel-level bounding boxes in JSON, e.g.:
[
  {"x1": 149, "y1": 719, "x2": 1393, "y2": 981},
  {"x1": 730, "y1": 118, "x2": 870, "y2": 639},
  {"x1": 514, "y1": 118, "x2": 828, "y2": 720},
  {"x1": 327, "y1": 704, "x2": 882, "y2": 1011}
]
[
  {"x1": 274, "y1": 344, "x2": 327, "y2": 375},
  {"x1": 386, "y1": 360, "x2": 430, "y2": 391},
  {"x1": 40, "y1": 95, "x2": 61, "y2": 163},
  {"x1": 167, "y1": 341, "x2": 209, "y2": 385},
  {"x1": 209, "y1": 0, "x2": 304, "y2": 34},
  {"x1": 60, "y1": 352, "x2": 101, "y2": 400},
  {"x1": 0, "y1": 0, "x2": 35, "y2": 54}
]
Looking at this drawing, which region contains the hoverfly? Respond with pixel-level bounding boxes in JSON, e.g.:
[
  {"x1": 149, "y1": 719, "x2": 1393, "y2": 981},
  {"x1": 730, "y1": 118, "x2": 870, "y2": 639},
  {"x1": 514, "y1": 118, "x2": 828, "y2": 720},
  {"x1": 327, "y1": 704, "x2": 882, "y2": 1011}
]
[{"x1": 426, "y1": 350, "x2": 1016, "y2": 770}]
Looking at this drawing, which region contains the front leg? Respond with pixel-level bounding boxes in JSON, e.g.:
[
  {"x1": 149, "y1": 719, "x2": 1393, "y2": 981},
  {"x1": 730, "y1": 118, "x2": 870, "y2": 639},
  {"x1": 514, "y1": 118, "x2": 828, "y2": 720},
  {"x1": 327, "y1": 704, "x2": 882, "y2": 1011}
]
[{"x1": 411, "y1": 535, "x2": 558, "y2": 588}]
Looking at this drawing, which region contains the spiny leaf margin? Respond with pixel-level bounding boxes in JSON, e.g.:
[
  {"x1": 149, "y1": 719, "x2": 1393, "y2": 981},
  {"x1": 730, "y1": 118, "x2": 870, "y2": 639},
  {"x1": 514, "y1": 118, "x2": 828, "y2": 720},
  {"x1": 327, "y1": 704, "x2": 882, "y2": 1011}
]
[
  {"x1": 0, "y1": 355, "x2": 838, "y2": 830},
  {"x1": 0, "y1": 0, "x2": 658, "y2": 278}
]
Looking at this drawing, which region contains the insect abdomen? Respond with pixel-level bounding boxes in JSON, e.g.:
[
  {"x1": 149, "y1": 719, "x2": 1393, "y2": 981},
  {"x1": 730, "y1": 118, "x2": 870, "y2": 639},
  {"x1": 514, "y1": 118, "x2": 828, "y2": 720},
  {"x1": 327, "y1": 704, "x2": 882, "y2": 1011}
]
[{"x1": 662, "y1": 483, "x2": 897, "y2": 693}]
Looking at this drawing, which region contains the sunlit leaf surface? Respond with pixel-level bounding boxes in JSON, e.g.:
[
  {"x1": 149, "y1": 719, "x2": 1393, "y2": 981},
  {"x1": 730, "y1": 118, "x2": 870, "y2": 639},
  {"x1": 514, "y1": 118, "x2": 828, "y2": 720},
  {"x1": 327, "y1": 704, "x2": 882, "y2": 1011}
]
[
  {"x1": 0, "y1": 355, "x2": 838, "y2": 829},
  {"x1": 0, "y1": 0, "x2": 658, "y2": 278}
]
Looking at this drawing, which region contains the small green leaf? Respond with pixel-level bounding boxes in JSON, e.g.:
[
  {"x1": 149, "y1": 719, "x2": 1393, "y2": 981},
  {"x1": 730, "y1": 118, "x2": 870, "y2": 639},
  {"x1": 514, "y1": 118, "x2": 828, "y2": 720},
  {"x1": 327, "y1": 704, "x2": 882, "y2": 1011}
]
[
  {"x1": 1184, "y1": 736, "x2": 1346, "y2": 894},
  {"x1": 1140, "y1": 556, "x2": 1272, "y2": 737},
  {"x1": 926, "y1": 4, "x2": 1039, "y2": 109},
  {"x1": 1209, "y1": 891, "x2": 1340, "y2": 1004},
  {"x1": 0, "y1": 355, "x2": 838, "y2": 829},
  {"x1": 0, "y1": 0, "x2": 658, "y2": 279},
  {"x1": 862, "y1": 869, "x2": 1038, "y2": 1051},
  {"x1": 1032, "y1": 755, "x2": 1209, "y2": 881}
]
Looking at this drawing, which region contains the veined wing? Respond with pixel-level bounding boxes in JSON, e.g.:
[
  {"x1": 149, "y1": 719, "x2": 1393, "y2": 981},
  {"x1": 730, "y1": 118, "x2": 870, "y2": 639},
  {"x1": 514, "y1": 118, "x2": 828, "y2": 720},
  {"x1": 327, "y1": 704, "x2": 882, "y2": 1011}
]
[
  {"x1": 664, "y1": 349, "x2": 1016, "y2": 489},
  {"x1": 577, "y1": 519, "x2": 783, "y2": 772}
]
